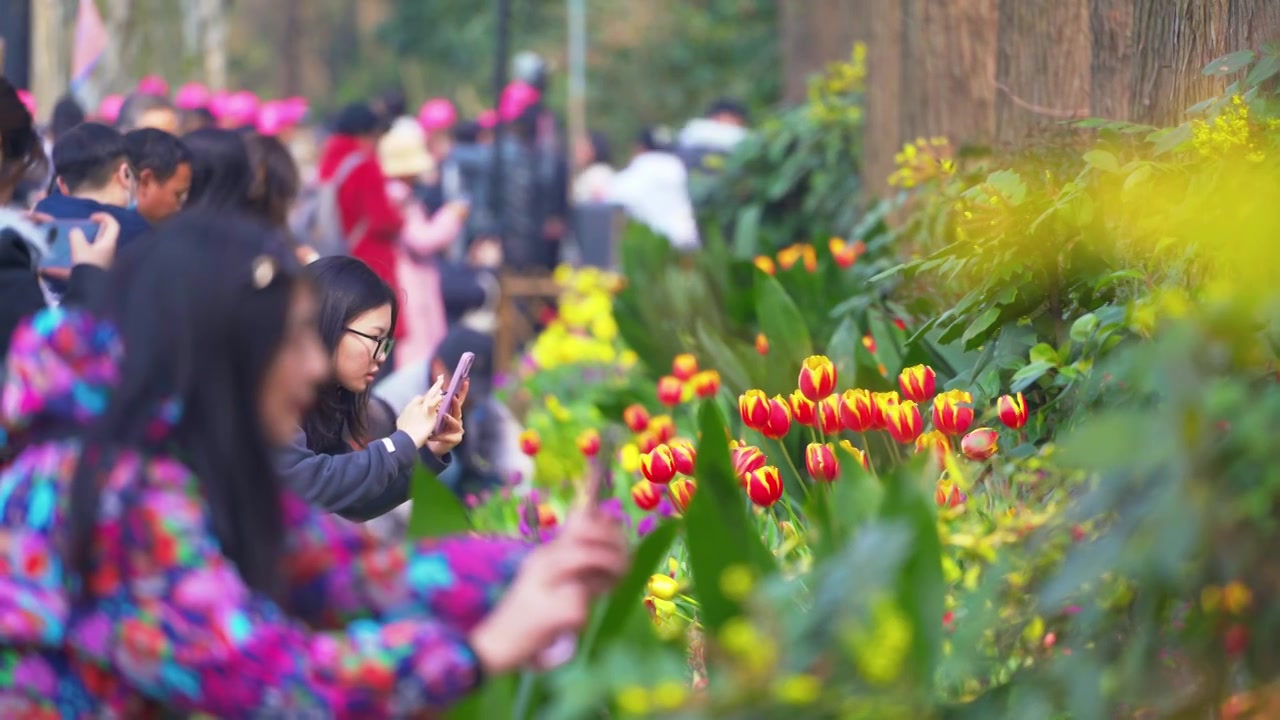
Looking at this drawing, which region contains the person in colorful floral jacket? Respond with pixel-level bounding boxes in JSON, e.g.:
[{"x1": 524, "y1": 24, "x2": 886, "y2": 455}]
[{"x1": 0, "y1": 212, "x2": 629, "y2": 718}]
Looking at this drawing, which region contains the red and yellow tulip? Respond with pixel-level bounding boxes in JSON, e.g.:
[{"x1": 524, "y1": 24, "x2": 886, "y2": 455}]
[
  {"x1": 805, "y1": 442, "x2": 840, "y2": 482},
  {"x1": 518, "y1": 429, "x2": 541, "y2": 456},
  {"x1": 640, "y1": 444, "x2": 678, "y2": 484},
  {"x1": 754, "y1": 255, "x2": 776, "y2": 275},
  {"x1": 935, "y1": 481, "x2": 966, "y2": 508},
  {"x1": 838, "y1": 388, "x2": 875, "y2": 432},
  {"x1": 898, "y1": 364, "x2": 937, "y2": 403},
  {"x1": 816, "y1": 395, "x2": 842, "y2": 434},
  {"x1": 755, "y1": 333, "x2": 770, "y2": 355},
  {"x1": 577, "y1": 429, "x2": 601, "y2": 457},
  {"x1": 671, "y1": 353, "x2": 699, "y2": 381},
  {"x1": 789, "y1": 389, "x2": 817, "y2": 427},
  {"x1": 837, "y1": 439, "x2": 870, "y2": 470},
  {"x1": 932, "y1": 389, "x2": 975, "y2": 435},
  {"x1": 690, "y1": 369, "x2": 721, "y2": 398},
  {"x1": 669, "y1": 477, "x2": 697, "y2": 512},
  {"x1": 739, "y1": 389, "x2": 771, "y2": 430},
  {"x1": 829, "y1": 237, "x2": 867, "y2": 269},
  {"x1": 760, "y1": 395, "x2": 793, "y2": 439},
  {"x1": 997, "y1": 392, "x2": 1028, "y2": 429},
  {"x1": 649, "y1": 415, "x2": 675, "y2": 443},
  {"x1": 632, "y1": 481, "x2": 663, "y2": 511},
  {"x1": 798, "y1": 355, "x2": 837, "y2": 402},
  {"x1": 731, "y1": 444, "x2": 768, "y2": 481},
  {"x1": 884, "y1": 400, "x2": 924, "y2": 444},
  {"x1": 669, "y1": 440, "x2": 697, "y2": 475},
  {"x1": 745, "y1": 466, "x2": 785, "y2": 507},
  {"x1": 622, "y1": 403, "x2": 651, "y2": 433},
  {"x1": 915, "y1": 429, "x2": 951, "y2": 470},
  {"x1": 961, "y1": 427, "x2": 999, "y2": 461},
  {"x1": 537, "y1": 504, "x2": 559, "y2": 528},
  {"x1": 635, "y1": 430, "x2": 661, "y2": 455},
  {"x1": 657, "y1": 375, "x2": 684, "y2": 406},
  {"x1": 871, "y1": 391, "x2": 900, "y2": 430},
  {"x1": 778, "y1": 243, "x2": 818, "y2": 273}
]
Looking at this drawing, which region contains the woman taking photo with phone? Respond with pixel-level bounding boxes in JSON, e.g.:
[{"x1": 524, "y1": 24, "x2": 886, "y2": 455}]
[
  {"x1": 276, "y1": 254, "x2": 465, "y2": 519},
  {"x1": 0, "y1": 213, "x2": 629, "y2": 716}
]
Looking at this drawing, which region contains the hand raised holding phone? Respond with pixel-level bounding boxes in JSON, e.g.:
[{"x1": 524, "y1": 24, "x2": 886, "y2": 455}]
[
  {"x1": 394, "y1": 376, "x2": 445, "y2": 448},
  {"x1": 69, "y1": 213, "x2": 121, "y2": 270}
]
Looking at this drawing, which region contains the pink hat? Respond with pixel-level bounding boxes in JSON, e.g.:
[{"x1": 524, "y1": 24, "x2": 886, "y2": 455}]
[
  {"x1": 137, "y1": 75, "x2": 170, "y2": 97},
  {"x1": 16, "y1": 90, "x2": 36, "y2": 119},
  {"x1": 223, "y1": 90, "x2": 260, "y2": 127},
  {"x1": 209, "y1": 90, "x2": 230, "y2": 119},
  {"x1": 417, "y1": 98, "x2": 458, "y2": 132},
  {"x1": 98, "y1": 94, "x2": 125, "y2": 124},
  {"x1": 499, "y1": 81, "x2": 540, "y2": 122},
  {"x1": 477, "y1": 109, "x2": 498, "y2": 129},
  {"x1": 256, "y1": 100, "x2": 289, "y2": 136},
  {"x1": 175, "y1": 81, "x2": 212, "y2": 110},
  {"x1": 282, "y1": 96, "x2": 309, "y2": 124}
]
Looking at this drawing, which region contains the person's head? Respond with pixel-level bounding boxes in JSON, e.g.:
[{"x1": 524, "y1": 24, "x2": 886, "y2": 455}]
[
  {"x1": 378, "y1": 90, "x2": 407, "y2": 123},
  {"x1": 431, "y1": 327, "x2": 494, "y2": 410},
  {"x1": 243, "y1": 132, "x2": 301, "y2": 230},
  {"x1": 115, "y1": 92, "x2": 180, "y2": 134},
  {"x1": 378, "y1": 120, "x2": 433, "y2": 184},
  {"x1": 69, "y1": 212, "x2": 329, "y2": 597},
  {"x1": 50, "y1": 96, "x2": 86, "y2": 142},
  {"x1": 332, "y1": 103, "x2": 382, "y2": 148},
  {"x1": 182, "y1": 127, "x2": 252, "y2": 213},
  {"x1": 453, "y1": 120, "x2": 481, "y2": 145},
  {"x1": 51, "y1": 122, "x2": 134, "y2": 207},
  {"x1": 636, "y1": 126, "x2": 673, "y2": 155},
  {"x1": 123, "y1": 128, "x2": 192, "y2": 223},
  {"x1": 0, "y1": 77, "x2": 45, "y2": 205},
  {"x1": 181, "y1": 107, "x2": 216, "y2": 135},
  {"x1": 302, "y1": 256, "x2": 398, "y2": 454},
  {"x1": 574, "y1": 130, "x2": 611, "y2": 170},
  {"x1": 706, "y1": 98, "x2": 749, "y2": 128}
]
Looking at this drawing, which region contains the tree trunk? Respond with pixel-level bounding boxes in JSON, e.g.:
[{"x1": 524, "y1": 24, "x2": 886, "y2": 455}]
[
  {"x1": 778, "y1": 0, "x2": 865, "y2": 103},
  {"x1": 995, "y1": 0, "x2": 1092, "y2": 143},
  {"x1": 861, "y1": 0, "x2": 902, "y2": 196},
  {"x1": 199, "y1": 0, "x2": 228, "y2": 89},
  {"x1": 30, "y1": 0, "x2": 67, "y2": 118},
  {"x1": 1089, "y1": 0, "x2": 1135, "y2": 119},
  {"x1": 899, "y1": 0, "x2": 999, "y2": 145}
]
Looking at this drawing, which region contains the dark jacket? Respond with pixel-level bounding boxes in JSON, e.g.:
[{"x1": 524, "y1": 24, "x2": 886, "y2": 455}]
[
  {"x1": 274, "y1": 395, "x2": 451, "y2": 521},
  {"x1": 33, "y1": 191, "x2": 152, "y2": 248},
  {"x1": 0, "y1": 210, "x2": 107, "y2": 362}
]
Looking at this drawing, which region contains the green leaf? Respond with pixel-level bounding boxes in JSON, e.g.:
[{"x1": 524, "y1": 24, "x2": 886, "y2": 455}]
[
  {"x1": 732, "y1": 204, "x2": 763, "y2": 258},
  {"x1": 695, "y1": 323, "x2": 757, "y2": 396},
  {"x1": 755, "y1": 272, "x2": 814, "y2": 394},
  {"x1": 825, "y1": 316, "x2": 862, "y2": 389},
  {"x1": 1150, "y1": 123, "x2": 1194, "y2": 156},
  {"x1": 1010, "y1": 361, "x2": 1056, "y2": 393},
  {"x1": 879, "y1": 459, "x2": 945, "y2": 684},
  {"x1": 445, "y1": 672, "x2": 518, "y2": 720},
  {"x1": 1203, "y1": 49, "x2": 1255, "y2": 76},
  {"x1": 1122, "y1": 164, "x2": 1153, "y2": 196},
  {"x1": 1070, "y1": 313, "x2": 1100, "y2": 344},
  {"x1": 1028, "y1": 343, "x2": 1061, "y2": 366},
  {"x1": 684, "y1": 403, "x2": 777, "y2": 632},
  {"x1": 1082, "y1": 149, "x2": 1121, "y2": 174},
  {"x1": 869, "y1": 309, "x2": 905, "y2": 379},
  {"x1": 961, "y1": 307, "x2": 1001, "y2": 349},
  {"x1": 1093, "y1": 268, "x2": 1146, "y2": 293},
  {"x1": 583, "y1": 522, "x2": 680, "y2": 660},
  {"x1": 1245, "y1": 52, "x2": 1280, "y2": 87},
  {"x1": 407, "y1": 463, "x2": 472, "y2": 538}
]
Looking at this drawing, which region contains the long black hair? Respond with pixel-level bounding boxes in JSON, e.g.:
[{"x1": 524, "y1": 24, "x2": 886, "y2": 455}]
[
  {"x1": 302, "y1": 256, "x2": 398, "y2": 455},
  {"x1": 182, "y1": 127, "x2": 252, "y2": 213},
  {"x1": 68, "y1": 211, "x2": 301, "y2": 598}
]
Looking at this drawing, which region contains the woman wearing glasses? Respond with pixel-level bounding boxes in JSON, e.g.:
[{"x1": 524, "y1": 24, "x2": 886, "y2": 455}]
[{"x1": 276, "y1": 255, "x2": 465, "y2": 519}]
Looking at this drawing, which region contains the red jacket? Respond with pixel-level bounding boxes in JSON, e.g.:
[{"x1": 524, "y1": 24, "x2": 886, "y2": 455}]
[{"x1": 317, "y1": 134, "x2": 406, "y2": 336}]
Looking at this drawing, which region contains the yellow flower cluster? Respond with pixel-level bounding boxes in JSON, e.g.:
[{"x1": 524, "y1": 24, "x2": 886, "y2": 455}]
[
  {"x1": 808, "y1": 43, "x2": 867, "y2": 125},
  {"x1": 1191, "y1": 95, "x2": 1271, "y2": 161},
  {"x1": 527, "y1": 265, "x2": 633, "y2": 370},
  {"x1": 889, "y1": 136, "x2": 956, "y2": 189}
]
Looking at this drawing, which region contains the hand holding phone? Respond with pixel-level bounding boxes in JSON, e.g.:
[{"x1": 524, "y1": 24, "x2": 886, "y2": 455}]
[{"x1": 431, "y1": 352, "x2": 475, "y2": 439}]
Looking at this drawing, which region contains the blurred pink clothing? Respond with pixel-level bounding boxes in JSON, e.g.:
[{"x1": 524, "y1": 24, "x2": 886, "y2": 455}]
[{"x1": 386, "y1": 179, "x2": 463, "y2": 367}]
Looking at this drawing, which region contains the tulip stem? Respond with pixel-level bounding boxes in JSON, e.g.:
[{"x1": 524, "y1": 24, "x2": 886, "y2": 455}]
[{"x1": 777, "y1": 442, "x2": 812, "y2": 502}]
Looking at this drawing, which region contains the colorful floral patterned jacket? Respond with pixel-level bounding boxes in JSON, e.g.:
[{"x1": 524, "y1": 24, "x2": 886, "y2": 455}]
[{"x1": 0, "y1": 308, "x2": 530, "y2": 718}]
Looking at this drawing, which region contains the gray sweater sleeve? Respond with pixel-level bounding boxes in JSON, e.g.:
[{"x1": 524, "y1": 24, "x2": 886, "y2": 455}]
[{"x1": 275, "y1": 430, "x2": 451, "y2": 521}]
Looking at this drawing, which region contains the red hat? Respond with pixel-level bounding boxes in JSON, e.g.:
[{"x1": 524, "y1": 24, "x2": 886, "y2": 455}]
[
  {"x1": 97, "y1": 94, "x2": 125, "y2": 124},
  {"x1": 175, "y1": 82, "x2": 211, "y2": 110},
  {"x1": 417, "y1": 98, "x2": 458, "y2": 132},
  {"x1": 223, "y1": 91, "x2": 260, "y2": 127},
  {"x1": 477, "y1": 109, "x2": 498, "y2": 129},
  {"x1": 16, "y1": 90, "x2": 36, "y2": 119},
  {"x1": 499, "y1": 81, "x2": 540, "y2": 122}
]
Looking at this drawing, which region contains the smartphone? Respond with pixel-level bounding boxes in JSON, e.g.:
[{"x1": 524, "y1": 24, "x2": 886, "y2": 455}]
[
  {"x1": 432, "y1": 351, "x2": 475, "y2": 438},
  {"x1": 38, "y1": 220, "x2": 101, "y2": 269}
]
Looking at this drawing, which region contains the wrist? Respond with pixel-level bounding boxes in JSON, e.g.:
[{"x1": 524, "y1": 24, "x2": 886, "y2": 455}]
[
  {"x1": 397, "y1": 425, "x2": 431, "y2": 449},
  {"x1": 467, "y1": 618, "x2": 512, "y2": 676}
]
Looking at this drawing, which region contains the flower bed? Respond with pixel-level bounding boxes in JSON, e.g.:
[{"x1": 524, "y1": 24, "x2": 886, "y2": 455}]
[{"x1": 427, "y1": 47, "x2": 1280, "y2": 720}]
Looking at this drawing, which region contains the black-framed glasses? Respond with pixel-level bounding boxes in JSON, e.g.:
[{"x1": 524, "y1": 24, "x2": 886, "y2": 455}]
[{"x1": 346, "y1": 328, "x2": 395, "y2": 361}]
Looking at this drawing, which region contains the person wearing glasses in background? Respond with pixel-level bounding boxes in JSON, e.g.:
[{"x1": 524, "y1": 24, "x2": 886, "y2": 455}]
[{"x1": 275, "y1": 256, "x2": 465, "y2": 520}]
